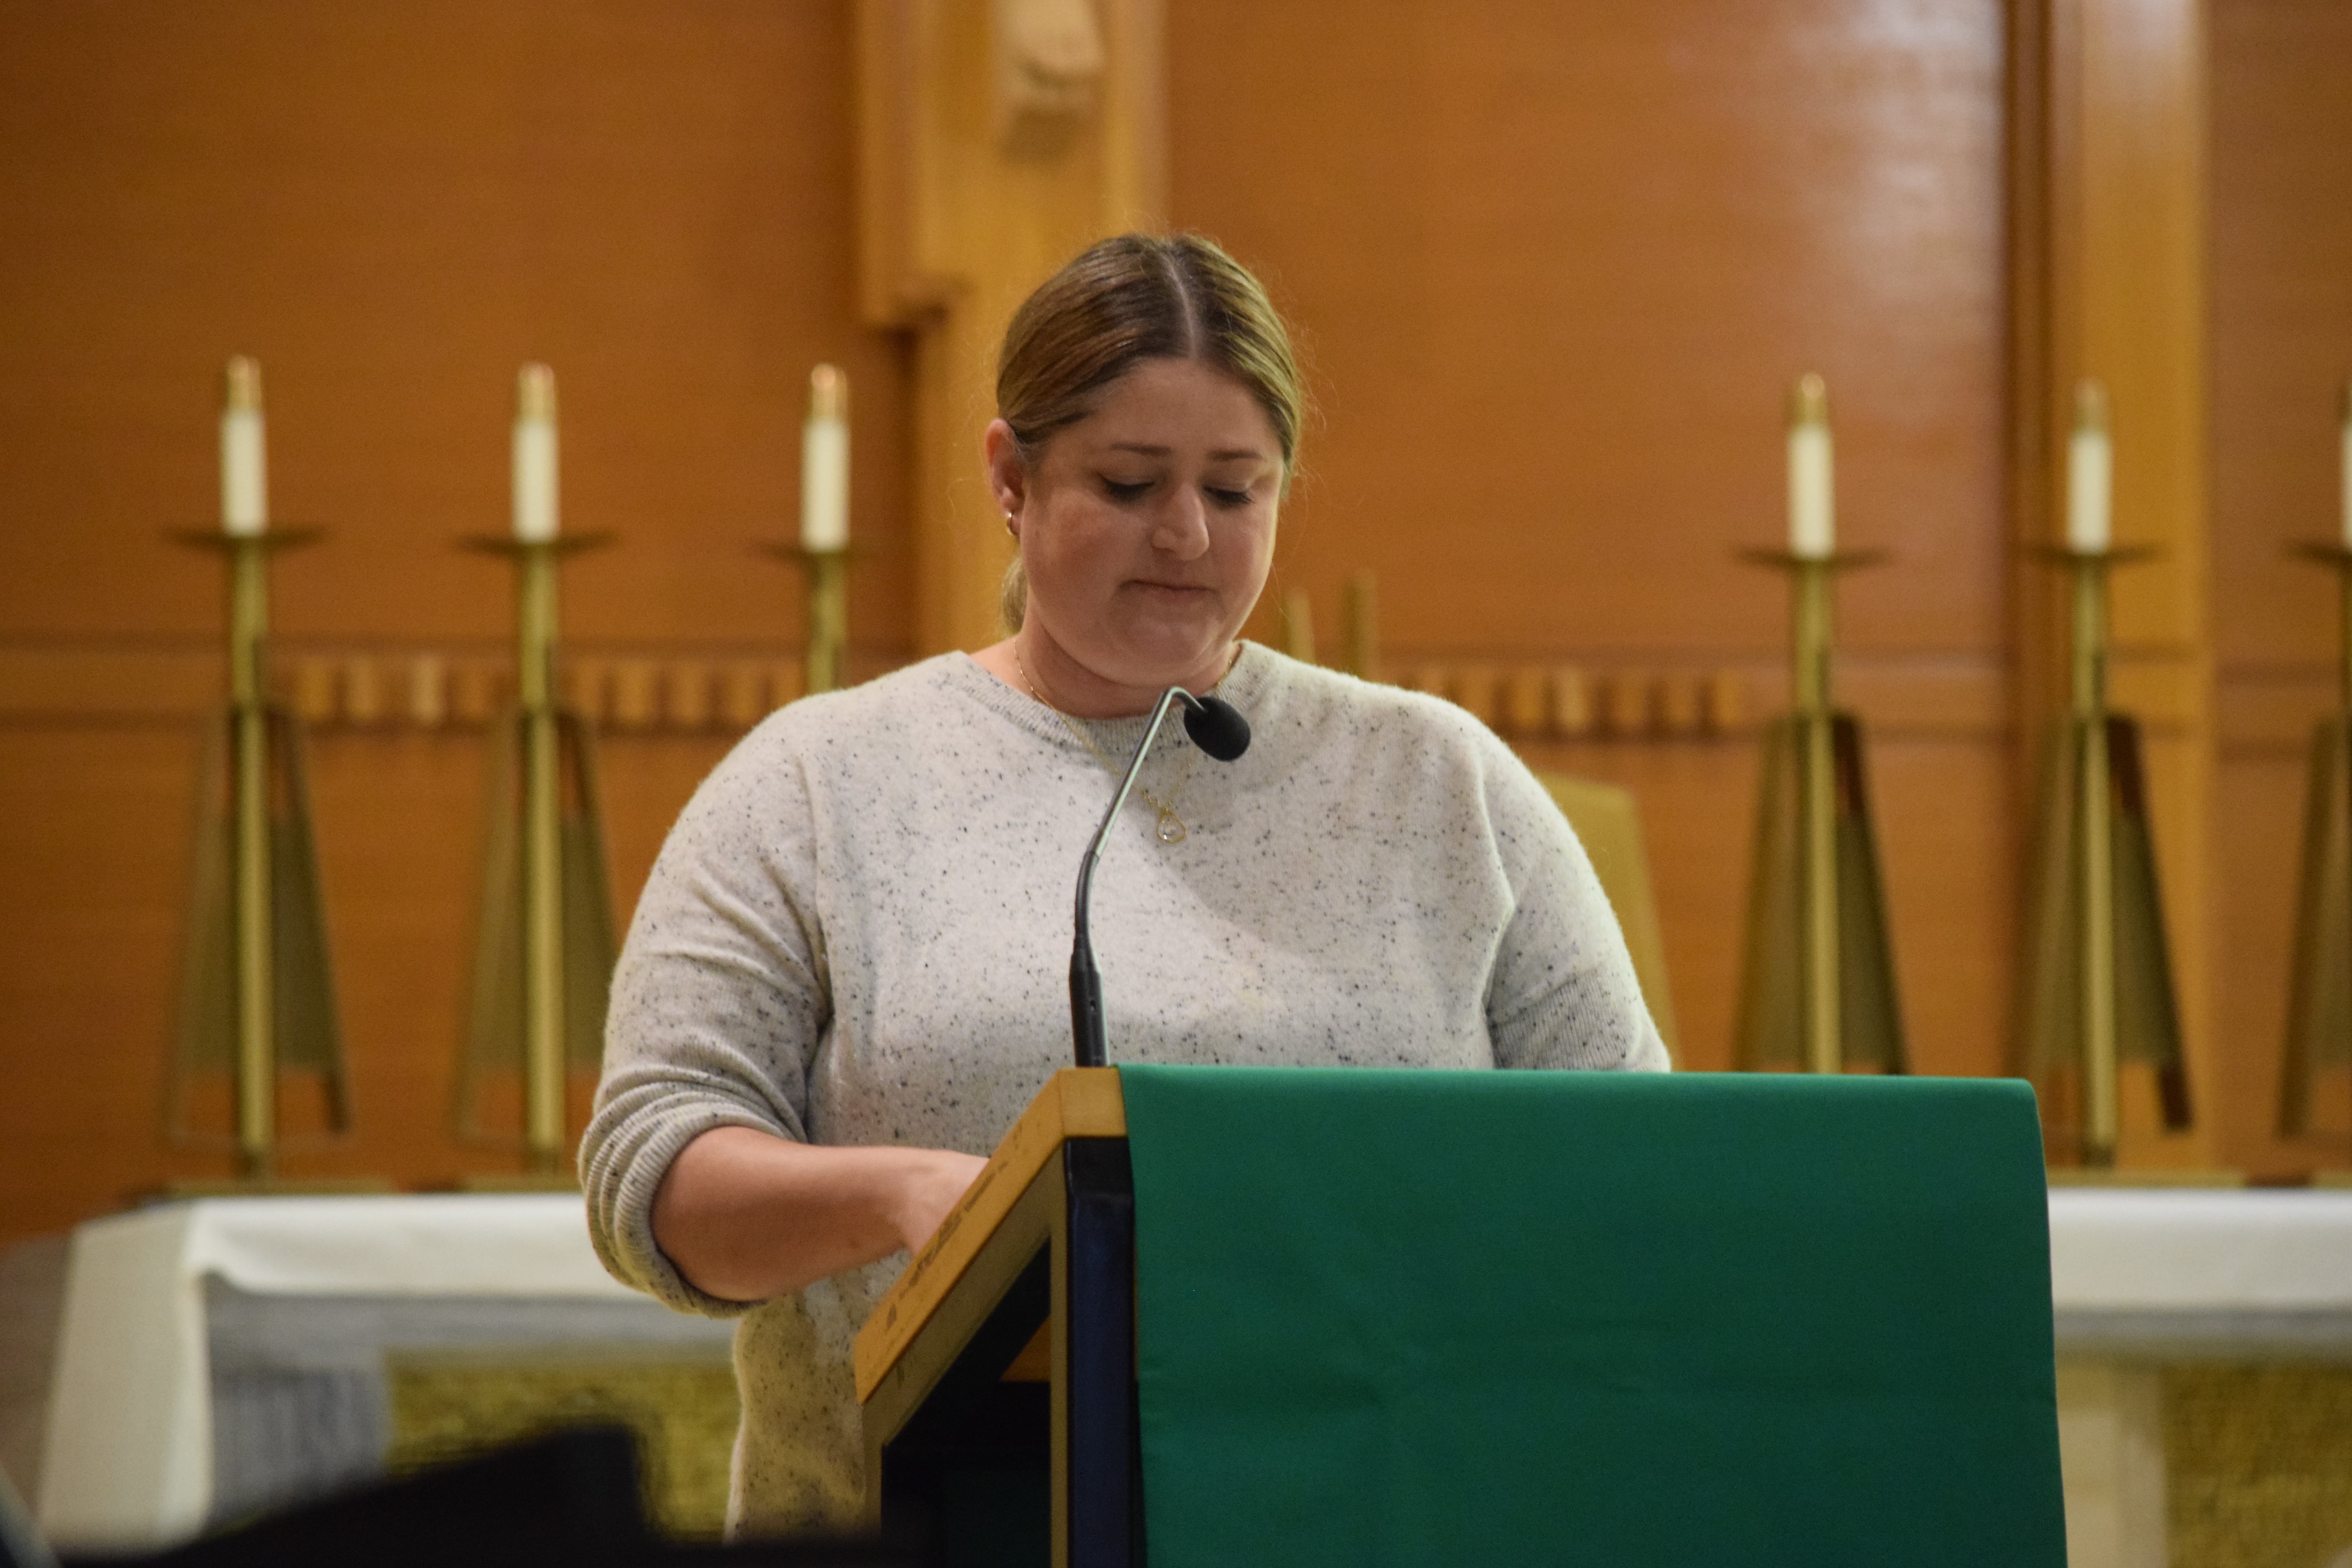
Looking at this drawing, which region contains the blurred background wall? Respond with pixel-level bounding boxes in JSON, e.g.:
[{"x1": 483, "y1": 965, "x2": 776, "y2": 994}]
[
  {"x1": 0, "y1": 0, "x2": 2348, "y2": 1246},
  {"x1": 0, "y1": 1, "x2": 913, "y2": 1234}
]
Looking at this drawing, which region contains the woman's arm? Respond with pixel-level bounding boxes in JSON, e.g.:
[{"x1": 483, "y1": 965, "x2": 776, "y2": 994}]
[
  {"x1": 651, "y1": 1127, "x2": 989, "y2": 1303},
  {"x1": 1477, "y1": 738, "x2": 1671, "y2": 1072}
]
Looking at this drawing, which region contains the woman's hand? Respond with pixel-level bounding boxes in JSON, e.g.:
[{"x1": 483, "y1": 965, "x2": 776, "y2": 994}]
[
  {"x1": 882, "y1": 1148, "x2": 992, "y2": 1255},
  {"x1": 650, "y1": 1127, "x2": 989, "y2": 1305}
]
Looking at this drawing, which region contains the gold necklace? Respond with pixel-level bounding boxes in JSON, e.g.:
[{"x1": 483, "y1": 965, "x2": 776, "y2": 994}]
[{"x1": 1014, "y1": 644, "x2": 1236, "y2": 846}]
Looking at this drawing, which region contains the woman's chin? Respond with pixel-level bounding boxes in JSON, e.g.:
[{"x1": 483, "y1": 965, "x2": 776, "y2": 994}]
[{"x1": 1096, "y1": 630, "x2": 1231, "y2": 691}]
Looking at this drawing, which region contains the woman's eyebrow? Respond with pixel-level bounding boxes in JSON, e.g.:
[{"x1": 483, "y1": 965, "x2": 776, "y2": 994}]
[{"x1": 1103, "y1": 442, "x2": 1267, "y2": 462}]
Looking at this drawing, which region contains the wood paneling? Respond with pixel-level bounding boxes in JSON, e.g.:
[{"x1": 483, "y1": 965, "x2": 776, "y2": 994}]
[
  {"x1": 1171, "y1": 0, "x2": 2008, "y2": 664},
  {"x1": 857, "y1": 0, "x2": 1167, "y2": 653},
  {"x1": 0, "y1": 0, "x2": 906, "y2": 1243},
  {"x1": 0, "y1": 0, "x2": 910, "y2": 653},
  {"x1": 2008, "y1": 0, "x2": 2219, "y2": 1167},
  {"x1": 0, "y1": 721, "x2": 739, "y2": 1239},
  {"x1": 8, "y1": 0, "x2": 2345, "y2": 1251},
  {"x1": 1524, "y1": 734, "x2": 2017, "y2": 1081},
  {"x1": 2210, "y1": 1, "x2": 2352, "y2": 673},
  {"x1": 1, "y1": 727, "x2": 202, "y2": 1236},
  {"x1": 1168, "y1": 2, "x2": 2015, "y2": 1082},
  {"x1": 2209, "y1": 0, "x2": 2352, "y2": 1176}
]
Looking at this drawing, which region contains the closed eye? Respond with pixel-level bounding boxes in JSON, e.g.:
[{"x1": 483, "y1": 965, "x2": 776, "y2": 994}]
[
  {"x1": 1102, "y1": 479, "x2": 1153, "y2": 503},
  {"x1": 1207, "y1": 486, "x2": 1252, "y2": 508}
]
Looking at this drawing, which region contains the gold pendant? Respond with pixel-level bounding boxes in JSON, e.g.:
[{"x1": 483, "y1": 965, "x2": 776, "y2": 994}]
[{"x1": 1154, "y1": 808, "x2": 1187, "y2": 845}]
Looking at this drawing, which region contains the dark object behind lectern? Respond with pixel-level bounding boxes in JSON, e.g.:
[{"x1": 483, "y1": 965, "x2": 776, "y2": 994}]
[{"x1": 61, "y1": 1428, "x2": 930, "y2": 1568}]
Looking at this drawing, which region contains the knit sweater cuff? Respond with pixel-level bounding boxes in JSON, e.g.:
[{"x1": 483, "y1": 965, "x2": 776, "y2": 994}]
[{"x1": 585, "y1": 1094, "x2": 796, "y2": 1320}]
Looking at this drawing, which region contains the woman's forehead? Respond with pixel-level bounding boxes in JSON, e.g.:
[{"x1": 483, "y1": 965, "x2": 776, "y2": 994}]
[{"x1": 1061, "y1": 359, "x2": 1279, "y2": 457}]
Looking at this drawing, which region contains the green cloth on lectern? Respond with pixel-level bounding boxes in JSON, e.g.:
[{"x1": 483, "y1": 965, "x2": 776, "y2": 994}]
[{"x1": 1117, "y1": 1067, "x2": 2063, "y2": 1568}]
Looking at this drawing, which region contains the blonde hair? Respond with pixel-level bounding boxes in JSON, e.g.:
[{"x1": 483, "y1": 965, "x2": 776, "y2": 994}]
[{"x1": 996, "y1": 233, "x2": 1305, "y2": 630}]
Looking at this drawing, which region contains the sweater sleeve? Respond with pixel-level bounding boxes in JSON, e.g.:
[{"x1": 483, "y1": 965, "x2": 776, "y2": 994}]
[
  {"x1": 1475, "y1": 735, "x2": 1671, "y2": 1074},
  {"x1": 579, "y1": 714, "x2": 831, "y2": 1318}
]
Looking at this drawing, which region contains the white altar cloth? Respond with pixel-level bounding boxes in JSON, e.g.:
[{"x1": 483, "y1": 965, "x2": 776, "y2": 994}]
[
  {"x1": 2051, "y1": 1188, "x2": 2352, "y2": 1310},
  {"x1": 2048, "y1": 1187, "x2": 2352, "y2": 1355},
  {"x1": 30, "y1": 1188, "x2": 2352, "y2": 1553},
  {"x1": 35, "y1": 1194, "x2": 719, "y2": 1551},
  {"x1": 2044, "y1": 1188, "x2": 2352, "y2": 1568}
]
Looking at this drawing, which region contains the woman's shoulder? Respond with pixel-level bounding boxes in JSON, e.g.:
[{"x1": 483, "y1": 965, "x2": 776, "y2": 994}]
[
  {"x1": 739, "y1": 653, "x2": 1000, "y2": 751},
  {"x1": 677, "y1": 654, "x2": 998, "y2": 814},
  {"x1": 1240, "y1": 644, "x2": 1510, "y2": 765}
]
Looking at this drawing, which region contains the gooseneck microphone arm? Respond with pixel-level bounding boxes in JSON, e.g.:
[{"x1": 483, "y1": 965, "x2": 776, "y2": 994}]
[
  {"x1": 1069, "y1": 688, "x2": 1185, "y2": 1069},
  {"x1": 1068, "y1": 683, "x2": 1253, "y2": 1068}
]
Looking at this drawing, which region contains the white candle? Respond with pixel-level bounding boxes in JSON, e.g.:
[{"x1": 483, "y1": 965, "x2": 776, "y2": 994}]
[
  {"x1": 220, "y1": 356, "x2": 267, "y2": 536},
  {"x1": 512, "y1": 364, "x2": 559, "y2": 542},
  {"x1": 801, "y1": 364, "x2": 849, "y2": 553},
  {"x1": 1786, "y1": 373, "x2": 1833, "y2": 559},
  {"x1": 2338, "y1": 376, "x2": 2352, "y2": 550},
  {"x1": 2066, "y1": 380, "x2": 2111, "y2": 554}
]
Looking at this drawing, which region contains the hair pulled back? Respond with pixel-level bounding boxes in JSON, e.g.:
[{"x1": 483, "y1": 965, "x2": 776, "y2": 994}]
[{"x1": 997, "y1": 232, "x2": 1304, "y2": 630}]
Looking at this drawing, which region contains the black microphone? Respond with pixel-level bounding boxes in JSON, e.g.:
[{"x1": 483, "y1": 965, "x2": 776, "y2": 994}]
[{"x1": 1069, "y1": 686, "x2": 1252, "y2": 1067}]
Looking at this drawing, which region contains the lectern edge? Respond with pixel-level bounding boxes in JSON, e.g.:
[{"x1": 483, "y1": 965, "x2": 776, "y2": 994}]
[{"x1": 854, "y1": 1067, "x2": 1125, "y2": 1401}]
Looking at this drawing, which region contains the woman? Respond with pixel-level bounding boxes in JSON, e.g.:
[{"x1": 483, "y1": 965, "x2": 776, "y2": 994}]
[{"x1": 582, "y1": 233, "x2": 1669, "y2": 1536}]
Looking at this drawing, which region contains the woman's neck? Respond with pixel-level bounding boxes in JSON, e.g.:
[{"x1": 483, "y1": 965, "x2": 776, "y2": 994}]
[{"x1": 972, "y1": 628, "x2": 1239, "y2": 719}]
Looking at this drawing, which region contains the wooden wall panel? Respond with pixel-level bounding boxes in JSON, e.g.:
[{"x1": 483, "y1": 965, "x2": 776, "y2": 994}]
[
  {"x1": 2208, "y1": 0, "x2": 2352, "y2": 1175},
  {"x1": 1169, "y1": 1, "x2": 2014, "y2": 1076},
  {"x1": 1523, "y1": 733, "x2": 2017, "y2": 1079},
  {"x1": 2209, "y1": 0, "x2": 2352, "y2": 672},
  {"x1": 0, "y1": 0, "x2": 908, "y2": 652},
  {"x1": 0, "y1": 728, "x2": 198, "y2": 1238},
  {"x1": 13, "y1": 0, "x2": 2342, "y2": 1246},
  {"x1": 0, "y1": 721, "x2": 739, "y2": 1238},
  {"x1": 2210, "y1": 754, "x2": 2318, "y2": 1168},
  {"x1": 1169, "y1": 0, "x2": 2007, "y2": 663},
  {"x1": 856, "y1": 0, "x2": 1168, "y2": 654},
  {"x1": 1868, "y1": 739, "x2": 2023, "y2": 1078},
  {"x1": 2010, "y1": 0, "x2": 2219, "y2": 1169},
  {"x1": 1519, "y1": 742, "x2": 1764, "y2": 1072},
  {"x1": 0, "y1": 1, "x2": 902, "y2": 1245}
]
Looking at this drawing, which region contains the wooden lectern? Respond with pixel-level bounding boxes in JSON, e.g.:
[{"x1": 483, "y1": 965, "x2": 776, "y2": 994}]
[
  {"x1": 855, "y1": 1066, "x2": 2065, "y2": 1568},
  {"x1": 856, "y1": 1069, "x2": 1130, "y2": 1567}
]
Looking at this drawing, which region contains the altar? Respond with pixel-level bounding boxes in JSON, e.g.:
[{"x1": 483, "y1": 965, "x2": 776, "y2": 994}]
[
  {"x1": 33, "y1": 1194, "x2": 733, "y2": 1550},
  {"x1": 2047, "y1": 1189, "x2": 2352, "y2": 1567},
  {"x1": 26, "y1": 1185, "x2": 2352, "y2": 1561}
]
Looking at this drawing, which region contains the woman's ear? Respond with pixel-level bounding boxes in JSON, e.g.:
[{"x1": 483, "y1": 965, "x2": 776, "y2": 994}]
[{"x1": 982, "y1": 419, "x2": 1027, "y2": 528}]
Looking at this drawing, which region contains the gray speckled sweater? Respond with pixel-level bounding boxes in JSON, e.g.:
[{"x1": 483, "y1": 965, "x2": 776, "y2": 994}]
[{"x1": 581, "y1": 644, "x2": 1668, "y2": 1537}]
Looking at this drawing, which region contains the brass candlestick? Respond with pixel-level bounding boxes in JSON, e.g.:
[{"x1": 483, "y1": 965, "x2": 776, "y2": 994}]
[
  {"x1": 2280, "y1": 539, "x2": 2352, "y2": 1155},
  {"x1": 755, "y1": 542, "x2": 851, "y2": 697},
  {"x1": 456, "y1": 532, "x2": 618, "y2": 1179},
  {"x1": 805, "y1": 546, "x2": 848, "y2": 693},
  {"x1": 1279, "y1": 587, "x2": 1316, "y2": 664},
  {"x1": 166, "y1": 360, "x2": 348, "y2": 1183},
  {"x1": 227, "y1": 529, "x2": 274, "y2": 1166},
  {"x1": 519, "y1": 541, "x2": 563, "y2": 1168},
  {"x1": 167, "y1": 528, "x2": 350, "y2": 1178},
  {"x1": 1732, "y1": 549, "x2": 1906, "y2": 1076},
  {"x1": 1797, "y1": 561, "x2": 1837, "y2": 1072},
  {"x1": 2013, "y1": 544, "x2": 2190, "y2": 1167},
  {"x1": 1342, "y1": 570, "x2": 1379, "y2": 679}
]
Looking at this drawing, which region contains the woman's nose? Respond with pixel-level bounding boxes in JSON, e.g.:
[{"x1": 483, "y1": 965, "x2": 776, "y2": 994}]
[{"x1": 1150, "y1": 488, "x2": 1212, "y2": 558}]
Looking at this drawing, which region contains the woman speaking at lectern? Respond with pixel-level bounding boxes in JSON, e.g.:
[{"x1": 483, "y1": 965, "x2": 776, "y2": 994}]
[{"x1": 582, "y1": 233, "x2": 1669, "y2": 1536}]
